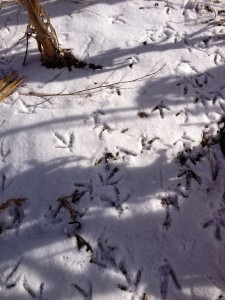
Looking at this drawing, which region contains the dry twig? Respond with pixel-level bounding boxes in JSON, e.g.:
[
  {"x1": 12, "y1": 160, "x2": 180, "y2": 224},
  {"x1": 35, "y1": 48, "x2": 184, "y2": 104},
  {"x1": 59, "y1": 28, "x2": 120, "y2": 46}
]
[{"x1": 21, "y1": 63, "x2": 166, "y2": 98}]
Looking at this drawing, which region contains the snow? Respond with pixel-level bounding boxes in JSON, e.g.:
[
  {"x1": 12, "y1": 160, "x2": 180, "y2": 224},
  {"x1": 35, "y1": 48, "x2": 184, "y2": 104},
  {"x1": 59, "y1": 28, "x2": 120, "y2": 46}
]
[{"x1": 1, "y1": 0, "x2": 225, "y2": 299}]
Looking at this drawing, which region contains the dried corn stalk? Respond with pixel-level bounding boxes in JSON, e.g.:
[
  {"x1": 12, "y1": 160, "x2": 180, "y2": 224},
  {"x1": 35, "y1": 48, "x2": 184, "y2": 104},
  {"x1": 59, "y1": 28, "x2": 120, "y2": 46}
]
[
  {"x1": 19, "y1": 0, "x2": 101, "y2": 70},
  {"x1": 0, "y1": 70, "x2": 25, "y2": 101},
  {"x1": 0, "y1": 1, "x2": 19, "y2": 10}
]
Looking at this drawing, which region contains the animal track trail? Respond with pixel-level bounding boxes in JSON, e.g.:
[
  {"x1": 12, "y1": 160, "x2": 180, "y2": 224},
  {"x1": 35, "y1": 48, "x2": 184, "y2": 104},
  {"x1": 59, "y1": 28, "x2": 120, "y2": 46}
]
[
  {"x1": 207, "y1": 148, "x2": 219, "y2": 181},
  {"x1": 1, "y1": 173, "x2": 8, "y2": 191},
  {"x1": 183, "y1": 0, "x2": 200, "y2": 12},
  {"x1": 76, "y1": 234, "x2": 93, "y2": 253},
  {"x1": 176, "y1": 59, "x2": 198, "y2": 76},
  {"x1": 159, "y1": 260, "x2": 181, "y2": 300},
  {"x1": 0, "y1": 139, "x2": 10, "y2": 162},
  {"x1": 0, "y1": 258, "x2": 23, "y2": 290},
  {"x1": 98, "y1": 123, "x2": 114, "y2": 140},
  {"x1": 140, "y1": 135, "x2": 160, "y2": 153},
  {"x1": 44, "y1": 204, "x2": 63, "y2": 226},
  {"x1": 214, "y1": 51, "x2": 225, "y2": 66},
  {"x1": 92, "y1": 110, "x2": 105, "y2": 128},
  {"x1": 45, "y1": 190, "x2": 87, "y2": 233},
  {"x1": 160, "y1": 193, "x2": 180, "y2": 229},
  {"x1": 127, "y1": 55, "x2": 140, "y2": 69},
  {"x1": 0, "y1": 56, "x2": 13, "y2": 66},
  {"x1": 151, "y1": 101, "x2": 171, "y2": 119},
  {"x1": 99, "y1": 172, "x2": 130, "y2": 215},
  {"x1": 175, "y1": 60, "x2": 218, "y2": 107},
  {"x1": 8, "y1": 204, "x2": 25, "y2": 229},
  {"x1": 95, "y1": 151, "x2": 131, "y2": 215},
  {"x1": 91, "y1": 233, "x2": 117, "y2": 268},
  {"x1": 141, "y1": 29, "x2": 153, "y2": 44},
  {"x1": 138, "y1": 1, "x2": 174, "y2": 14},
  {"x1": 74, "y1": 181, "x2": 94, "y2": 201},
  {"x1": 0, "y1": 171, "x2": 4, "y2": 192},
  {"x1": 162, "y1": 23, "x2": 177, "y2": 40},
  {"x1": 53, "y1": 131, "x2": 75, "y2": 152},
  {"x1": 176, "y1": 146, "x2": 204, "y2": 167},
  {"x1": 71, "y1": 280, "x2": 92, "y2": 300},
  {"x1": 164, "y1": 1, "x2": 175, "y2": 15},
  {"x1": 23, "y1": 278, "x2": 46, "y2": 300},
  {"x1": 177, "y1": 72, "x2": 209, "y2": 92},
  {"x1": 146, "y1": 23, "x2": 177, "y2": 44},
  {"x1": 117, "y1": 261, "x2": 142, "y2": 294},
  {"x1": 177, "y1": 168, "x2": 202, "y2": 190},
  {"x1": 203, "y1": 207, "x2": 225, "y2": 241},
  {"x1": 174, "y1": 132, "x2": 196, "y2": 147},
  {"x1": 91, "y1": 110, "x2": 114, "y2": 140},
  {"x1": 175, "y1": 109, "x2": 189, "y2": 123},
  {"x1": 116, "y1": 146, "x2": 137, "y2": 158},
  {"x1": 0, "y1": 198, "x2": 27, "y2": 234},
  {"x1": 182, "y1": 0, "x2": 214, "y2": 23},
  {"x1": 17, "y1": 98, "x2": 38, "y2": 114},
  {"x1": 184, "y1": 33, "x2": 214, "y2": 53},
  {"x1": 91, "y1": 233, "x2": 142, "y2": 295},
  {"x1": 110, "y1": 14, "x2": 127, "y2": 25},
  {"x1": 81, "y1": 36, "x2": 94, "y2": 60}
]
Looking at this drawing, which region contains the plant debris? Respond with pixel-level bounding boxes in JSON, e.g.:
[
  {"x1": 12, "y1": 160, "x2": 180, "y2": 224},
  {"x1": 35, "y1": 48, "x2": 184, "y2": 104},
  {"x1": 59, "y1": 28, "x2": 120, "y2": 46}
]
[
  {"x1": 0, "y1": 198, "x2": 27, "y2": 213},
  {"x1": 75, "y1": 234, "x2": 93, "y2": 252},
  {"x1": 0, "y1": 71, "x2": 25, "y2": 102},
  {"x1": 138, "y1": 111, "x2": 149, "y2": 118},
  {"x1": 57, "y1": 195, "x2": 82, "y2": 228}
]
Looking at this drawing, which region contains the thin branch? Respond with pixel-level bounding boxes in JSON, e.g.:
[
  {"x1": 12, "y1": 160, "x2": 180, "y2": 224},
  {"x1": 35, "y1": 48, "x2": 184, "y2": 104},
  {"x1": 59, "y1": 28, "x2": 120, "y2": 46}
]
[{"x1": 21, "y1": 63, "x2": 166, "y2": 98}]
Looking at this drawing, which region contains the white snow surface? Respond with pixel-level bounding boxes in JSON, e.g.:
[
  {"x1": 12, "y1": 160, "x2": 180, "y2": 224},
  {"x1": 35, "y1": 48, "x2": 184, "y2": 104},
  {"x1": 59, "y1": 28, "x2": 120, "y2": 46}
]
[{"x1": 1, "y1": 0, "x2": 225, "y2": 299}]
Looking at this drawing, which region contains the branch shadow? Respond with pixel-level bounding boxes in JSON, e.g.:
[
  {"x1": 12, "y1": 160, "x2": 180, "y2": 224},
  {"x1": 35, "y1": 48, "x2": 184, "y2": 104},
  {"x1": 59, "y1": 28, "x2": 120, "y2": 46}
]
[
  {"x1": 2, "y1": 55, "x2": 225, "y2": 296},
  {"x1": 1, "y1": 132, "x2": 225, "y2": 300},
  {"x1": 1, "y1": 1, "x2": 225, "y2": 299}
]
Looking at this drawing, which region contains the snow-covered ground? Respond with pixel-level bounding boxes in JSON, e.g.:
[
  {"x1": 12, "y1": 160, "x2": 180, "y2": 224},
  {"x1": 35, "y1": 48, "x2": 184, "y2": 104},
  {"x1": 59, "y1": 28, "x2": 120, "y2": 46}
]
[{"x1": 1, "y1": 0, "x2": 225, "y2": 299}]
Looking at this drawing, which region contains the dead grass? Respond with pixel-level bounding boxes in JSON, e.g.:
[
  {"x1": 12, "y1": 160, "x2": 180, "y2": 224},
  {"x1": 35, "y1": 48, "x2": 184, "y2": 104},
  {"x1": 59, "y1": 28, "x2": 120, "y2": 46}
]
[{"x1": 0, "y1": 70, "x2": 25, "y2": 102}]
